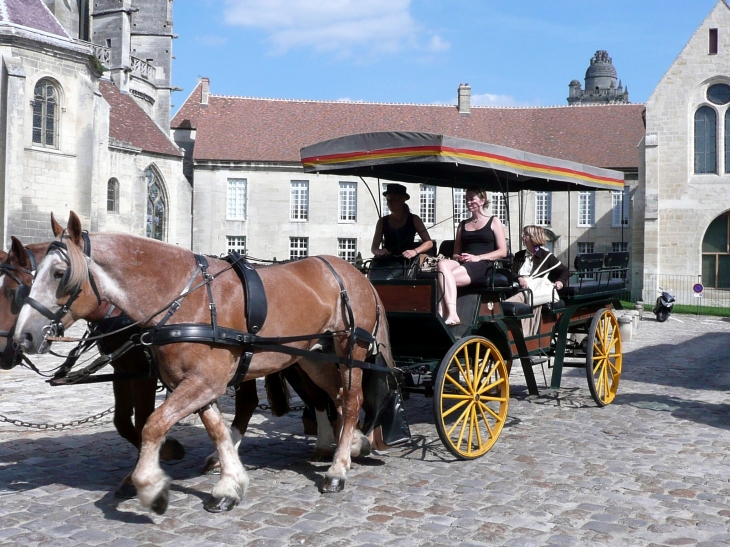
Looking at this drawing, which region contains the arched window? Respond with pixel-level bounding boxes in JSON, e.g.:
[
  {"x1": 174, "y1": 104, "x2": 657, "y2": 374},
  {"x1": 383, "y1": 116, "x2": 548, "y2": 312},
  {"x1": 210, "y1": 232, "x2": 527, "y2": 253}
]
[
  {"x1": 32, "y1": 79, "x2": 59, "y2": 148},
  {"x1": 695, "y1": 106, "x2": 717, "y2": 174},
  {"x1": 702, "y1": 212, "x2": 730, "y2": 288},
  {"x1": 107, "y1": 178, "x2": 119, "y2": 214},
  {"x1": 145, "y1": 168, "x2": 166, "y2": 241}
]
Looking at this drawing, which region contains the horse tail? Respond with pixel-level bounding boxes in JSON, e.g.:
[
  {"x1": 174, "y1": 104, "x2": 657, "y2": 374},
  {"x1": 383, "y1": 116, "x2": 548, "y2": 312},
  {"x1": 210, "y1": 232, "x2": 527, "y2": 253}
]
[{"x1": 264, "y1": 372, "x2": 291, "y2": 417}]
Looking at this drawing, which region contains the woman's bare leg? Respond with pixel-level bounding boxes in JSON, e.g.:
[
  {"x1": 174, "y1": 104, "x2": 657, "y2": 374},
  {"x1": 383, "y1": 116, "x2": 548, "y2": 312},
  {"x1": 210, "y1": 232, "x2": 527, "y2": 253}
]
[{"x1": 437, "y1": 260, "x2": 472, "y2": 325}]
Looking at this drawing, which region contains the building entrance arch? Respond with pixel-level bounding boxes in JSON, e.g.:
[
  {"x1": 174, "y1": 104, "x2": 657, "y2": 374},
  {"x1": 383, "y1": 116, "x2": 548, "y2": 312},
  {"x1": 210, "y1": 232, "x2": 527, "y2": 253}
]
[{"x1": 702, "y1": 211, "x2": 730, "y2": 288}]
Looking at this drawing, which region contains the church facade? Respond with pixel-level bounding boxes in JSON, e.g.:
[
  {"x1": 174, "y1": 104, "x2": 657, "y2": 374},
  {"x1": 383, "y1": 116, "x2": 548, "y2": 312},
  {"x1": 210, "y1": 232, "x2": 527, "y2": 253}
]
[
  {"x1": 0, "y1": 0, "x2": 191, "y2": 247},
  {"x1": 637, "y1": 0, "x2": 730, "y2": 302}
]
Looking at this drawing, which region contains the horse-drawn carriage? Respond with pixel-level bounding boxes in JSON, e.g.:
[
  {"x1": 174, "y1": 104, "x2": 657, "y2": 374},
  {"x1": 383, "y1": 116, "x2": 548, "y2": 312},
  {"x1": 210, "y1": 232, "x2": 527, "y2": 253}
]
[
  {"x1": 301, "y1": 131, "x2": 627, "y2": 460},
  {"x1": 1, "y1": 131, "x2": 627, "y2": 514}
]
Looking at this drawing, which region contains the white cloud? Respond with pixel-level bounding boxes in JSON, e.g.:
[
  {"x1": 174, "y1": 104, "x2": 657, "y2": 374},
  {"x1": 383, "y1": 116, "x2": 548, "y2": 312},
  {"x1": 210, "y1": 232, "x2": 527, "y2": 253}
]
[
  {"x1": 196, "y1": 35, "x2": 228, "y2": 46},
  {"x1": 222, "y1": 0, "x2": 444, "y2": 56},
  {"x1": 427, "y1": 35, "x2": 450, "y2": 52},
  {"x1": 471, "y1": 93, "x2": 523, "y2": 107},
  {"x1": 432, "y1": 92, "x2": 532, "y2": 107}
]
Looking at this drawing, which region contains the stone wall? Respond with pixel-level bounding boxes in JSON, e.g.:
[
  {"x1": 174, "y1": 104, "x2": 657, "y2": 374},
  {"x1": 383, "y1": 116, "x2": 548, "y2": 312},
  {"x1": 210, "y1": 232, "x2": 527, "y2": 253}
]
[
  {"x1": 640, "y1": 0, "x2": 730, "y2": 299},
  {"x1": 0, "y1": 41, "x2": 103, "y2": 244}
]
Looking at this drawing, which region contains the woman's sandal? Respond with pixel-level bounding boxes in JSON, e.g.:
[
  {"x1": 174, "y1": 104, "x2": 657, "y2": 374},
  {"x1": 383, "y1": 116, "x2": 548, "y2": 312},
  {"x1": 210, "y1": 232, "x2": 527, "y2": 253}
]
[{"x1": 445, "y1": 318, "x2": 461, "y2": 326}]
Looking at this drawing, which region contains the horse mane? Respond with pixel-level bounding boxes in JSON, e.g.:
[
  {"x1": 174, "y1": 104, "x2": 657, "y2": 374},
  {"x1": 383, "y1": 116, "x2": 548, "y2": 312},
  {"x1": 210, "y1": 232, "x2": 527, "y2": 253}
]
[{"x1": 63, "y1": 235, "x2": 89, "y2": 294}]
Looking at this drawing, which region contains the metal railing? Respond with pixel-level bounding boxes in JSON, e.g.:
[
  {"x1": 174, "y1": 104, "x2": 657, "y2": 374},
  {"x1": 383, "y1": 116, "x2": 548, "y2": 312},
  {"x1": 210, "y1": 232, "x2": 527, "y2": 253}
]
[{"x1": 641, "y1": 273, "x2": 730, "y2": 312}]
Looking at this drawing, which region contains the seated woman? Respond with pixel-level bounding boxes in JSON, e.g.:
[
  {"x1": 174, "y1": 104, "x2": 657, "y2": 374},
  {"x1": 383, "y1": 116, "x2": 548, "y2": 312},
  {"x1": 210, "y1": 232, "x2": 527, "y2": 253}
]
[
  {"x1": 438, "y1": 189, "x2": 507, "y2": 325},
  {"x1": 505, "y1": 225, "x2": 569, "y2": 336},
  {"x1": 369, "y1": 183, "x2": 433, "y2": 280}
]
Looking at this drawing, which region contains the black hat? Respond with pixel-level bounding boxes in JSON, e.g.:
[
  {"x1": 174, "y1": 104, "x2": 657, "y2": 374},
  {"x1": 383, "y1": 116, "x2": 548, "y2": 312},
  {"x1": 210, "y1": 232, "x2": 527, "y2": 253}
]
[{"x1": 382, "y1": 183, "x2": 410, "y2": 200}]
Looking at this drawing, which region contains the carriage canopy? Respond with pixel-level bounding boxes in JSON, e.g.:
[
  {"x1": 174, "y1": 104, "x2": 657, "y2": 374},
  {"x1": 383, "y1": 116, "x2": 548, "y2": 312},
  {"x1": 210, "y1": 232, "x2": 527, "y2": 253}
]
[{"x1": 301, "y1": 131, "x2": 624, "y2": 192}]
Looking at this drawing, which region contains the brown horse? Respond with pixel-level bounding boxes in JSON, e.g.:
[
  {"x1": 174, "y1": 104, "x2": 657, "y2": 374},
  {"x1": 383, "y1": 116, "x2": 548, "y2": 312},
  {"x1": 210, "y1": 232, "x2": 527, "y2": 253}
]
[
  {"x1": 14, "y1": 212, "x2": 391, "y2": 514},
  {"x1": 0, "y1": 236, "x2": 185, "y2": 497},
  {"x1": 0, "y1": 232, "x2": 354, "y2": 496}
]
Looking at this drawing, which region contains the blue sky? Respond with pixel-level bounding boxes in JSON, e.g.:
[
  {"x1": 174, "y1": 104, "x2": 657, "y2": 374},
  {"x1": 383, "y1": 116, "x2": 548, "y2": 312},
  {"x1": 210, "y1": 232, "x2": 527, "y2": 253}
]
[{"x1": 171, "y1": 0, "x2": 719, "y2": 113}]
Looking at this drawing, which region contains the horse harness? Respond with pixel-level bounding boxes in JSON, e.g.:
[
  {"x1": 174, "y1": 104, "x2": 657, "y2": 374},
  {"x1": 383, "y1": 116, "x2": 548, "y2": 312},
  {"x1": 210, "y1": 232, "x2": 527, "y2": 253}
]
[
  {"x1": 144, "y1": 252, "x2": 389, "y2": 388},
  {"x1": 12, "y1": 236, "x2": 390, "y2": 386},
  {"x1": 23, "y1": 233, "x2": 102, "y2": 339},
  {"x1": 0, "y1": 246, "x2": 37, "y2": 337}
]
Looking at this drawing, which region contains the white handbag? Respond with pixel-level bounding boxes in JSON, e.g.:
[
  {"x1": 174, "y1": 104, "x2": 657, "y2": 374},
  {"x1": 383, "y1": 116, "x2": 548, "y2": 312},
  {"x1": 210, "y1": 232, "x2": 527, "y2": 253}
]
[{"x1": 524, "y1": 253, "x2": 560, "y2": 306}]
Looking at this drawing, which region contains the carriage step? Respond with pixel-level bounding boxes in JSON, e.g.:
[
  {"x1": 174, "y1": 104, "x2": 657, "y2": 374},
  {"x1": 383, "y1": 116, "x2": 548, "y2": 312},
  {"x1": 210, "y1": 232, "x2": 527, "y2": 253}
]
[{"x1": 529, "y1": 357, "x2": 549, "y2": 365}]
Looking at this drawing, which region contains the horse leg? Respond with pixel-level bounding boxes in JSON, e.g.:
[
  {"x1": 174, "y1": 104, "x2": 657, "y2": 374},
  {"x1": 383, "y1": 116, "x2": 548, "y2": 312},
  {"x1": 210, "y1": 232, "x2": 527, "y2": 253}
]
[
  {"x1": 132, "y1": 381, "x2": 221, "y2": 514},
  {"x1": 203, "y1": 379, "x2": 258, "y2": 475},
  {"x1": 322, "y1": 363, "x2": 364, "y2": 493},
  {"x1": 298, "y1": 358, "x2": 365, "y2": 493},
  {"x1": 295, "y1": 366, "x2": 370, "y2": 460},
  {"x1": 199, "y1": 403, "x2": 248, "y2": 512},
  {"x1": 112, "y1": 378, "x2": 141, "y2": 499}
]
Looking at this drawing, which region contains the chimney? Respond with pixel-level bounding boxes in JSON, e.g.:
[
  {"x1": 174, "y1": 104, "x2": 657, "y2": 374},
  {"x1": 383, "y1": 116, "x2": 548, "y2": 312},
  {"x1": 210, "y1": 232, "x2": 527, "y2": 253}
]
[
  {"x1": 457, "y1": 83, "x2": 471, "y2": 115},
  {"x1": 200, "y1": 77, "x2": 210, "y2": 105}
]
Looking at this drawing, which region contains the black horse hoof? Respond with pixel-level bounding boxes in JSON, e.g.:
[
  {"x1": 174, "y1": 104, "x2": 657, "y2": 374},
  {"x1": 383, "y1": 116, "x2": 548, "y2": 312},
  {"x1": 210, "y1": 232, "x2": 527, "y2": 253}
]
[
  {"x1": 150, "y1": 492, "x2": 169, "y2": 515},
  {"x1": 319, "y1": 476, "x2": 345, "y2": 493},
  {"x1": 203, "y1": 495, "x2": 239, "y2": 513},
  {"x1": 160, "y1": 438, "x2": 186, "y2": 461},
  {"x1": 114, "y1": 482, "x2": 137, "y2": 499}
]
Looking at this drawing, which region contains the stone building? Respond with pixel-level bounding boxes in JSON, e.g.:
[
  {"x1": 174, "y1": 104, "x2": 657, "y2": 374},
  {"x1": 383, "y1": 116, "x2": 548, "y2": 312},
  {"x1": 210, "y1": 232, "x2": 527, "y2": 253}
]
[
  {"x1": 0, "y1": 0, "x2": 191, "y2": 247},
  {"x1": 568, "y1": 50, "x2": 630, "y2": 106},
  {"x1": 637, "y1": 0, "x2": 730, "y2": 301},
  {"x1": 172, "y1": 81, "x2": 644, "y2": 271}
]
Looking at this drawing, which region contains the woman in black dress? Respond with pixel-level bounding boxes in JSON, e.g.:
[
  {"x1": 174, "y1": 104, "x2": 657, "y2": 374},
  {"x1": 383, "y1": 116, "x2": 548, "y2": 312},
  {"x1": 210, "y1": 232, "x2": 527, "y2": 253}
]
[
  {"x1": 370, "y1": 183, "x2": 433, "y2": 280},
  {"x1": 438, "y1": 189, "x2": 507, "y2": 325}
]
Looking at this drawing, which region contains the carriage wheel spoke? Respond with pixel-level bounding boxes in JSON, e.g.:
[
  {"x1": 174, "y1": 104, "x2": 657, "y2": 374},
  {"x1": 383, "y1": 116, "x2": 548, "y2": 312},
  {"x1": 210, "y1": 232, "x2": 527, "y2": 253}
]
[
  {"x1": 474, "y1": 348, "x2": 492, "y2": 388},
  {"x1": 477, "y1": 374, "x2": 503, "y2": 395},
  {"x1": 444, "y1": 372, "x2": 472, "y2": 397},
  {"x1": 441, "y1": 397, "x2": 470, "y2": 418},
  {"x1": 477, "y1": 401, "x2": 496, "y2": 439}
]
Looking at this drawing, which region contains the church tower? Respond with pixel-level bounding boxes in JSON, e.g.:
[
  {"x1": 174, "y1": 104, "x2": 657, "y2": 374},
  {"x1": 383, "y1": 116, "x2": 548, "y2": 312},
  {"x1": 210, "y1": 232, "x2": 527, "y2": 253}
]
[
  {"x1": 567, "y1": 50, "x2": 629, "y2": 105},
  {"x1": 90, "y1": 0, "x2": 175, "y2": 131}
]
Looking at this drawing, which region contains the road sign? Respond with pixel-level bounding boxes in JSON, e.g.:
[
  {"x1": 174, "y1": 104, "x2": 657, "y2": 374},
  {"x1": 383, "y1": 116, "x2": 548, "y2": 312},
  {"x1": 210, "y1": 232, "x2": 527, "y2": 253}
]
[{"x1": 693, "y1": 283, "x2": 704, "y2": 298}]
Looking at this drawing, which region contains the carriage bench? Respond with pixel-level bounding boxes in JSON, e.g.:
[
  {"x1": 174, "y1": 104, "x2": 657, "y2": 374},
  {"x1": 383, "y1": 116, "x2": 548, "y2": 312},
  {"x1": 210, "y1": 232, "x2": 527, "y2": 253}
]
[{"x1": 559, "y1": 251, "x2": 628, "y2": 298}]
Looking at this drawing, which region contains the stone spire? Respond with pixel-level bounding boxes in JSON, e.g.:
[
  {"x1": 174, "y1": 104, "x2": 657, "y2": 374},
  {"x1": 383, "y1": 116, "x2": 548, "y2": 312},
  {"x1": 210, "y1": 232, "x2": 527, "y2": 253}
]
[{"x1": 567, "y1": 50, "x2": 630, "y2": 105}]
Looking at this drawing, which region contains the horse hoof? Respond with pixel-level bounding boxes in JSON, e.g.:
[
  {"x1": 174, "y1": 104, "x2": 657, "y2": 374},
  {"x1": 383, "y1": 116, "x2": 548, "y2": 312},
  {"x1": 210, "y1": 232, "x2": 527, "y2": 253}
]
[
  {"x1": 160, "y1": 439, "x2": 186, "y2": 461},
  {"x1": 150, "y1": 492, "x2": 169, "y2": 515},
  {"x1": 114, "y1": 482, "x2": 137, "y2": 499},
  {"x1": 203, "y1": 495, "x2": 239, "y2": 513},
  {"x1": 319, "y1": 476, "x2": 345, "y2": 493},
  {"x1": 202, "y1": 459, "x2": 222, "y2": 476}
]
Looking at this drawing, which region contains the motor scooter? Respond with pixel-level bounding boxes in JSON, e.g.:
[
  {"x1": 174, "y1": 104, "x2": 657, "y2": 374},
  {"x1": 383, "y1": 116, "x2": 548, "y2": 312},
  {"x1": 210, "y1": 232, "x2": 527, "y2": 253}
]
[{"x1": 653, "y1": 286, "x2": 675, "y2": 322}]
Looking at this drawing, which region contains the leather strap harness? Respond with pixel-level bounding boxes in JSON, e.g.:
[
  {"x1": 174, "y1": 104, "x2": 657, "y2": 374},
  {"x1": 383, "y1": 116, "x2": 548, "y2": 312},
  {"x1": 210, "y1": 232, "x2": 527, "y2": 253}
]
[
  {"x1": 24, "y1": 232, "x2": 102, "y2": 339},
  {"x1": 144, "y1": 254, "x2": 388, "y2": 387}
]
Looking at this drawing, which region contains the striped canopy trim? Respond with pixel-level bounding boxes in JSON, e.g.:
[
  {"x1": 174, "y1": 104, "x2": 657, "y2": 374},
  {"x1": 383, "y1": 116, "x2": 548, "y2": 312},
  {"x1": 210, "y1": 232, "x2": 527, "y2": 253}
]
[{"x1": 302, "y1": 144, "x2": 624, "y2": 189}]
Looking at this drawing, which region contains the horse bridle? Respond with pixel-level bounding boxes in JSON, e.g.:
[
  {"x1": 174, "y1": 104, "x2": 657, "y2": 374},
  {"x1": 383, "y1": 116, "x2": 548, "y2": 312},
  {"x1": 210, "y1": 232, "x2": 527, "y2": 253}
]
[
  {"x1": 0, "y1": 248, "x2": 37, "y2": 338},
  {"x1": 22, "y1": 233, "x2": 101, "y2": 339}
]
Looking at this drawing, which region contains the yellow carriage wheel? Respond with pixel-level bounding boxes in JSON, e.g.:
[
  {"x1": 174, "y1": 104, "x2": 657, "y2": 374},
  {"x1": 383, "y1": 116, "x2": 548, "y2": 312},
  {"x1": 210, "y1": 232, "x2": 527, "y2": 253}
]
[
  {"x1": 433, "y1": 336, "x2": 509, "y2": 460},
  {"x1": 585, "y1": 308, "x2": 623, "y2": 407}
]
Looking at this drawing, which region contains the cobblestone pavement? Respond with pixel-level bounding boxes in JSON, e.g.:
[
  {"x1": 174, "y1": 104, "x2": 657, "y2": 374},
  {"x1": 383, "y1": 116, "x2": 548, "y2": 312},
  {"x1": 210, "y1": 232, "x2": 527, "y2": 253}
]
[{"x1": 1, "y1": 314, "x2": 730, "y2": 546}]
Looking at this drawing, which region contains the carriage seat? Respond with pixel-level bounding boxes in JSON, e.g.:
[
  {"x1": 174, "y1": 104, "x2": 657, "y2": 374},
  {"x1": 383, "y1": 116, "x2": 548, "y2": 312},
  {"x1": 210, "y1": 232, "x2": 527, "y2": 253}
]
[
  {"x1": 502, "y1": 298, "x2": 565, "y2": 317},
  {"x1": 559, "y1": 252, "x2": 627, "y2": 296},
  {"x1": 502, "y1": 301, "x2": 532, "y2": 317}
]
